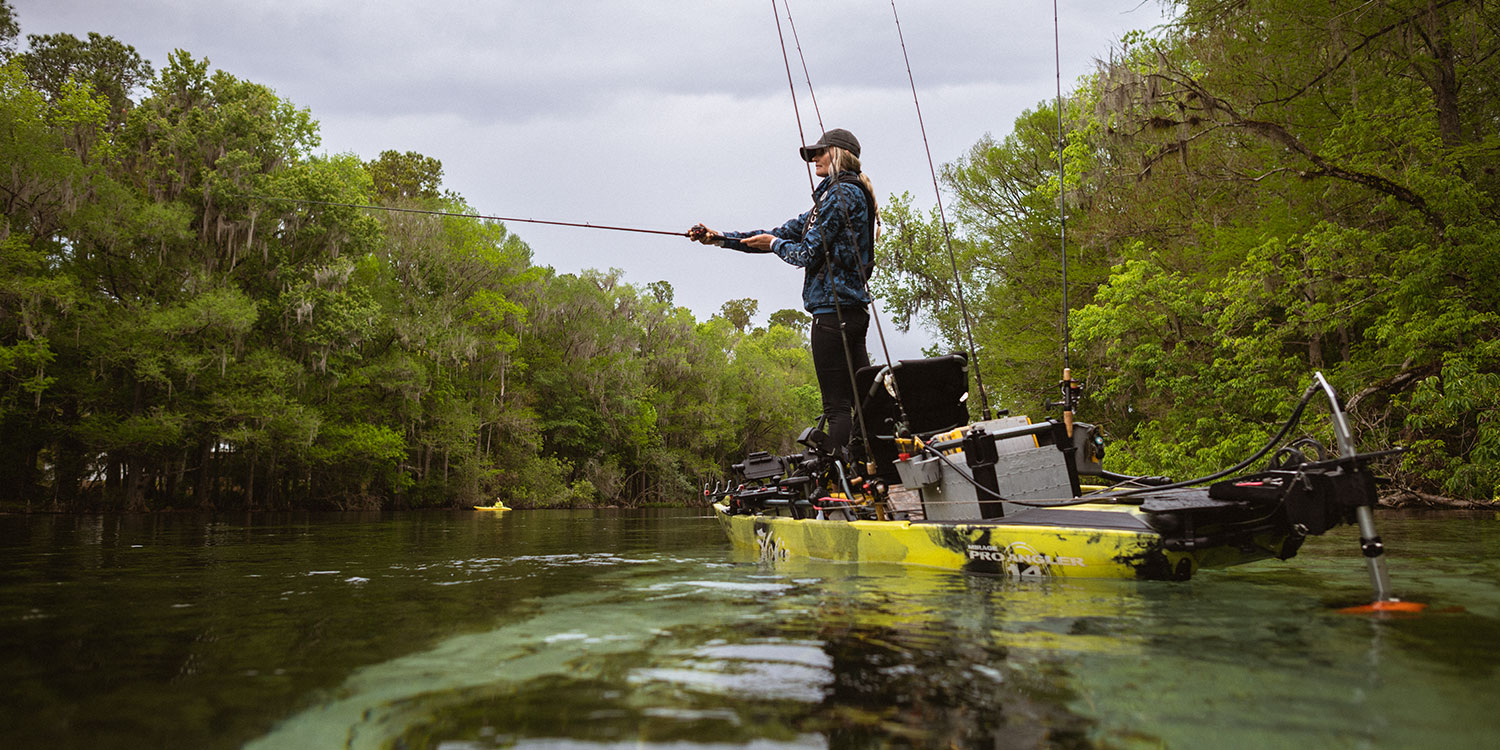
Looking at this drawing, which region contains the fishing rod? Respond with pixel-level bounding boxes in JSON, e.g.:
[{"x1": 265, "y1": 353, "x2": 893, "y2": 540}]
[
  {"x1": 1052, "y1": 0, "x2": 1082, "y2": 437},
  {"x1": 783, "y1": 0, "x2": 901, "y2": 380},
  {"x1": 770, "y1": 0, "x2": 817, "y2": 193},
  {"x1": 769, "y1": 0, "x2": 881, "y2": 485},
  {"x1": 247, "y1": 195, "x2": 689, "y2": 237},
  {"x1": 888, "y1": 0, "x2": 993, "y2": 421},
  {"x1": 782, "y1": 0, "x2": 824, "y2": 133},
  {"x1": 1053, "y1": 0, "x2": 1071, "y2": 374}
]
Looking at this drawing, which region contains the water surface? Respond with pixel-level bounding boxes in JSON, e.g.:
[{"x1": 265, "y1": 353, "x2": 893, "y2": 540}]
[{"x1": 1, "y1": 509, "x2": 1496, "y2": 748}]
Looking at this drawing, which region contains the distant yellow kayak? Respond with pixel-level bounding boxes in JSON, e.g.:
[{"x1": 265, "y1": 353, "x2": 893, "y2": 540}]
[{"x1": 473, "y1": 502, "x2": 510, "y2": 511}]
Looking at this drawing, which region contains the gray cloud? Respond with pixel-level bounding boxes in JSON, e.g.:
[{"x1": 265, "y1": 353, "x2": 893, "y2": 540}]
[{"x1": 13, "y1": 0, "x2": 1162, "y2": 357}]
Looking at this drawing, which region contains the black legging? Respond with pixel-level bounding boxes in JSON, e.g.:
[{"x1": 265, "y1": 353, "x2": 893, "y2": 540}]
[{"x1": 810, "y1": 308, "x2": 870, "y2": 452}]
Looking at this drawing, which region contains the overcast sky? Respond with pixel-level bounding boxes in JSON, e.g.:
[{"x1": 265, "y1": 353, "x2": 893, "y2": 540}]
[{"x1": 13, "y1": 0, "x2": 1164, "y2": 359}]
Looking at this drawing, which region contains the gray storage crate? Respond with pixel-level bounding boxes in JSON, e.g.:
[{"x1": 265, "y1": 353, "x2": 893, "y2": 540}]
[{"x1": 893, "y1": 418, "x2": 1075, "y2": 521}]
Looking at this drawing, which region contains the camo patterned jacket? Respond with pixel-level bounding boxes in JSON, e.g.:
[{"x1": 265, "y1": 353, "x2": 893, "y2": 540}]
[{"x1": 723, "y1": 170, "x2": 873, "y2": 315}]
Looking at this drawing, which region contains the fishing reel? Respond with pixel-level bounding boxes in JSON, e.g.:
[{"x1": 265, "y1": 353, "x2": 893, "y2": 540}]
[
  {"x1": 797, "y1": 427, "x2": 884, "y2": 499},
  {"x1": 686, "y1": 224, "x2": 746, "y2": 250},
  {"x1": 1045, "y1": 368, "x2": 1084, "y2": 416},
  {"x1": 713, "y1": 441, "x2": 821, "y2": 516}
]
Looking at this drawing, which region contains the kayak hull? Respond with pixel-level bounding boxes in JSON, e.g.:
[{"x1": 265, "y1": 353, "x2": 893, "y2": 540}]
[{"x1": 713, "y1": 502, "x2": 1292, "y2": 581}]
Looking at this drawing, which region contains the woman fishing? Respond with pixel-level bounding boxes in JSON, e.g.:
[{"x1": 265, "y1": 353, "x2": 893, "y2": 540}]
[{"x1": 688, "y1": 128, "x2": 879, "y2": 456}]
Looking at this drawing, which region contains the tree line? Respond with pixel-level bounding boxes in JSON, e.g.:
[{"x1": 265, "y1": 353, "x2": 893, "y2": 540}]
[
  {"x1": 6, "y1": 1, "x2": 1495, "y2": 511},
  {"x1": 0, "y1": 2, "x2": 818, "y2": 511},
  {"x1": 875, "y1": 0, "x2": 1499, "y2": 505}
]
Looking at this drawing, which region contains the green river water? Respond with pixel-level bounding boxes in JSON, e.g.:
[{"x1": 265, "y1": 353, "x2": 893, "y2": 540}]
[{"x1": 1, "y1": 508, "x2": 1497, "y2": 749}]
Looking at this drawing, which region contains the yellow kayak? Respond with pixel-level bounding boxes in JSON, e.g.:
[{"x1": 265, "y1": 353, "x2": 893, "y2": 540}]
[
  {"x1": 712, "y1": 358, "x2": 1399, "y2": 593},
  {"x1": 713, "y1": 500, "x2": 1291, "y2": 580}
]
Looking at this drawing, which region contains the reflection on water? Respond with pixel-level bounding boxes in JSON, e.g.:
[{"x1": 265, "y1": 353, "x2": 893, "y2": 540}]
[
  {"x1": 1, "y1": 510, "x2": 1497, "y2": 749},
  {"x1": 249, "y1": 566, "x2": 1105, "y2": 749}
]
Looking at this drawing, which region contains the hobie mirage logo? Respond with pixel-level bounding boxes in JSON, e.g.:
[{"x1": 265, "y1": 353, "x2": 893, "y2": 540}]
[{"x1": 966, "y1": 541, "x2": 1083, "y2": 577}]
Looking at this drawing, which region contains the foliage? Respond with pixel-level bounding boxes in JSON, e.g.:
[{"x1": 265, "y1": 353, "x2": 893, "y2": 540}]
[
  {"x1": 768, "y1": 308, "x2": 809, "y2": 333},
  {"x1": 0, "y1": 17, "x2": 819, "y2": 511},
  {"x1": 718, "y1": 298, "x2": 759, "y2": 333},
  {"x1": 366, "y1": 149, "x2": 444, "y2": 201},
  {"x1": 514, "y1": 269, "x2": 813, "y2": 506},
  {"x1": 15, "y1": 29, "x2": 151, "y2": 126},
  {"x1": 876, "y1": 0, "x2": 1500, "y2": 502},
  {"x1": 0, "y1": 1, "x2": 17, "y2": 58}
]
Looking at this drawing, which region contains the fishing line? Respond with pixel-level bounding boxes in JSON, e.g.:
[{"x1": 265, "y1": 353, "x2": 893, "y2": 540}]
[
  {"x1": 888, "y1": 0, "x2": 993, "y2": 420},
  {"x1": 770, "y1": 0, "x2": 817, "y2": 192},
  {"x1": 769, "y1": 0, "x2": 881, "y2": 475},
  {"x1": 781, "y1": 0, "x2": 897, "y2": 375},
  {"x1": 247, "y1": 195, "x2": 689, "y2": 237},
  {"x1": 1053, "y1": 0, "x2": 1071, "y2": 373},
  {"x1": 782, "y1": 0, "x2": 824, "y2": 133}
]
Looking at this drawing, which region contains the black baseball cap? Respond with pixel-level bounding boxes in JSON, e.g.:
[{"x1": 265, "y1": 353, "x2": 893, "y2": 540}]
[{"x1": 799, "y1": 128, "x2": 860, "y2": 161}]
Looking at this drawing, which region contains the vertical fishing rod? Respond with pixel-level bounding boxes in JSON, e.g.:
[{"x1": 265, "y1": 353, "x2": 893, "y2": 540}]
[
  {"x1": 1053, "y1": 0, "x2": 1080, "y2": 437},
  {"x1": 1053, "y1": 0, "x2": 1070, "y2": 371},
  {"x1": 771, "y1": 0, "x2": 817, "y2": 193},
  {"x1": 782, "y1": 0, "x2": 824, "y2": 133},
  {"x1": 888, "y1": 0, "x2": 993, "y2": 420},
  {"x1": 770, "y1": 0, "x2": 879, "y2": 480},
  {"x1": 783, "y1": 0, "x2": 897, "y2": 374}
]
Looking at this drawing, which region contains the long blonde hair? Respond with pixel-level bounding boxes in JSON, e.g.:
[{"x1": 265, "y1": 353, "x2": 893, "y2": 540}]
[{"x1": 826, "y1": 146, "x2": 880, "y2": 240}]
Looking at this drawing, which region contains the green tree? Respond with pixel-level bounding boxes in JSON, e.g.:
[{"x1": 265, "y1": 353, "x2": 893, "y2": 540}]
[
  {"x1": 367, "y1": 149, "x2": 443, "y2": 201},
  {"x1": 718, "y1": 297, "x2": 759, "y2": 333},
  {"x1": 1076, "y1": 0, "x2": 1499, "y2": 494},
  {"x1": 0, "y1": 22, "x2": 824, "y2": 512},
  {"x1": 0, "y1": 1, "x2": 18, "y2": 58},
  {"x1": 874, "y1": 105, "x2": 1110, "y2": 416},
  {"x1": 647, "y1": 280, "x2": 674, "y2": 306},
  {"x1": 878, "y1": 1, "x2": 1498, "y2": 502},
  {"x1": 16, "y1": 31, "x2": 151, "y2": 125},
  {"x1": 0, "y1": 58, "x2": 113, "y2": 506},
  {"x1": 768, "y1": 308, "x2": 809, "y2": 333}
]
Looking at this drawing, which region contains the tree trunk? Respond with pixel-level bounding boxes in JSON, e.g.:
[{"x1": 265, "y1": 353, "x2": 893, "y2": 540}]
[
  {"x1": 124, "y1": 459, "x2": 147, "y2": 512},
  {"x1": 245, "y1": 453, "x2": 257, "y2": 510},
  {"x1": 1419, "y1": 1, "x2": 1463, "y2": 147},
  {"x1": 193, "y1": 437, "x2": 215, "y2": 510},
  {"x1": 166, "y1": 452, "x2": 185, "y2": 506},
  {"x1": 53, "y1": 402, "x2": 85, "y2": 510},
  {"x1": 106, "y1": 457, "x2": 123, "y2": 509}
]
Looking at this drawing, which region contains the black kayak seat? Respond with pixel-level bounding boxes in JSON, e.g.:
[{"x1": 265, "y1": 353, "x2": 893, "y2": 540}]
[{"x1": 854, "y1": 353, "x2": 971, "y2": 483}]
